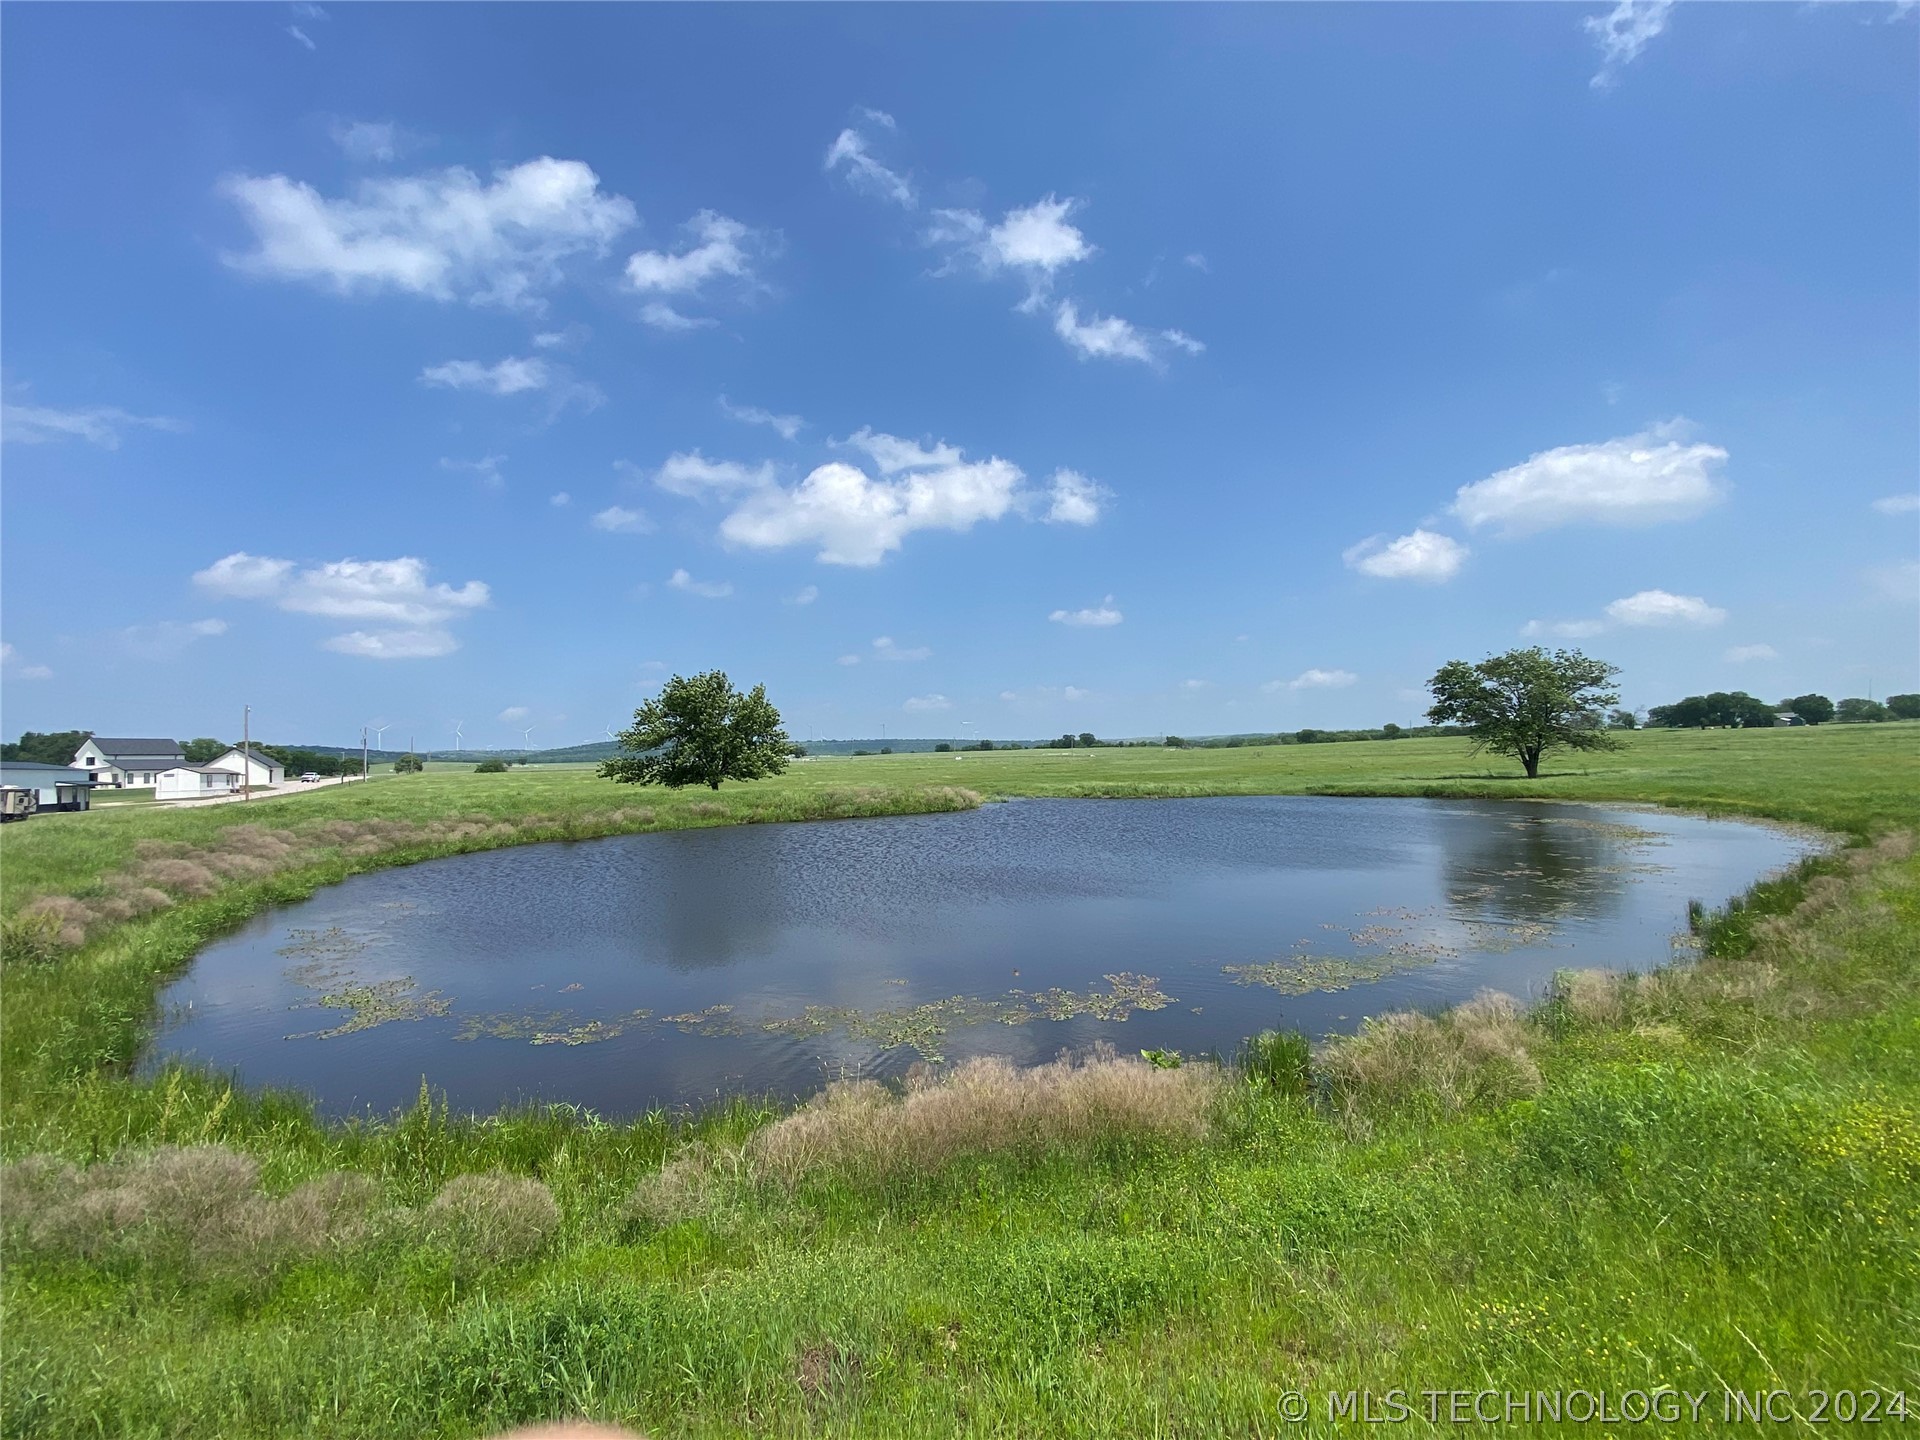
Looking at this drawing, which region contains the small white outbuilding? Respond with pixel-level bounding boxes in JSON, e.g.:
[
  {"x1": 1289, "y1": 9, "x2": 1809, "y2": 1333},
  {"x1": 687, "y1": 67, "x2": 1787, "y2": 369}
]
[
  {"x1": 154, "y1": 765, "x2": 243, "y2": 801},
  {"x1": 204, "y1": 746, "x2": 285, "y2": 788}
]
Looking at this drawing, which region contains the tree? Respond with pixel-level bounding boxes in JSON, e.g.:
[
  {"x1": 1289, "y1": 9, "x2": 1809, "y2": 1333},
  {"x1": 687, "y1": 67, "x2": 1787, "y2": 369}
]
[
  {"x1": 1381, "y1": 723, "x2": 1403, "y2": 739},
  {"x1": 1787, "y1": 693, "x2": 1835, "y2": 725},
  {"x1": 933, "y1": 742, "x2": 952, "y2": 752},
  {"x1": 1, "y1": 730, "x2": 90, "y2": 764},
  {"x1": 1605, "y1": 709, "x2": 1638, "y2": 731},
  {"x1": 393, "y1": 753, "x2": 425, "y2": 773},
  {"x1": 180, "y1": 737, "x2": 226, "y2": 763},
  {"x1": 1077, "y1": 732, "x2": 1097, "y2": 748},
  {"x1": 474, "y1": 758, "x2": 508, "y2": 773},
  {"x1": 1426, "y1": 647, "x2": 1623, "y2": 779},
  {"x1": 1836, "y1": 697, "x2": 1891, "y2": 724},
  {"x1": 1164, "y1": 735, "x2": 1188, "y2": 748},
  {"x1": 1886, "y1": 694, "x2": 1920, "y2": 720},
  {"x1": 601, "y1": 671, "x2": 791, "y2": 791}
]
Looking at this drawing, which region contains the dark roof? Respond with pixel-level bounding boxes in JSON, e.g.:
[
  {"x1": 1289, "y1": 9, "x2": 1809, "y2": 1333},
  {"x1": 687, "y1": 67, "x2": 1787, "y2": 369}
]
[{"x1": 86, "y1": 738, "x2": 184, "y2": 759}]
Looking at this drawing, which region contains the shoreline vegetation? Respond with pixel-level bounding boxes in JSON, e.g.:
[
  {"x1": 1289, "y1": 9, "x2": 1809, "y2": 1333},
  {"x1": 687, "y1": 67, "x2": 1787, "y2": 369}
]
[{"x1": 3, "y1": 724, "x2": 1918, "y2": 1436}]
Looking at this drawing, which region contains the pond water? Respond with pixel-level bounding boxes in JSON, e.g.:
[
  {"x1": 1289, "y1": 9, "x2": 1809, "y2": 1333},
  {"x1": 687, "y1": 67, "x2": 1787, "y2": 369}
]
[{"x1": 142, "y1": 797, "x2": 1815, "y2": 1118}]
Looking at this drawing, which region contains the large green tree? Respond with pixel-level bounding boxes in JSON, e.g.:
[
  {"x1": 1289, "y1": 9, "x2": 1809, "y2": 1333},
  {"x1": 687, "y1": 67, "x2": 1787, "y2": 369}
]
[
  {"x1": 600, "y1": 671, "x2": 792, "y2": 790},
  {"x1": 1426, "y1": 647, "x2": 1623, "y2": 778},
  {"x1": 1, "y1": 730, "x2": 89, "y2": 764},
  {"x1": 1886, "y1": 693, "x2": 1920, "y2": 720},
  {"x1": 1786, "y1": 693, "x2": 1835, "y2": 725}
]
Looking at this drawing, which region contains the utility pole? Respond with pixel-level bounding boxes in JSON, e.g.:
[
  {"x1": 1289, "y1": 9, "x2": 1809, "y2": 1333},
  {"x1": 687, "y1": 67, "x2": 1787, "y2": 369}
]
[
  {"x1": 243, "y1": 705, "x2": 251, "y2": 802},
  {"x1": 361, "y1": 726, "x2": 369, "y2": 786}
]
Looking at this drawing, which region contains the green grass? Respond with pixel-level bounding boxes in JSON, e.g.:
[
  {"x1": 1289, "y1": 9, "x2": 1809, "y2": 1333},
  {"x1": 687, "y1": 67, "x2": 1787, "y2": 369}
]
[{"x1": 2, "y1": 725, "x2": 1918, "y2": 1437}]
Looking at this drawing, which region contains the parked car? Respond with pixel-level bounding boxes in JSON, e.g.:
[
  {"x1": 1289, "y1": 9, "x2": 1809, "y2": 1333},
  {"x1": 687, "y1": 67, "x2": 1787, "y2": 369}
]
[
  {"x1": 298, "y1": 772, "x2": 322, "y2": 784},
  {"x1": 1, "y1": 786, "x2": 38, "y2": 822}
]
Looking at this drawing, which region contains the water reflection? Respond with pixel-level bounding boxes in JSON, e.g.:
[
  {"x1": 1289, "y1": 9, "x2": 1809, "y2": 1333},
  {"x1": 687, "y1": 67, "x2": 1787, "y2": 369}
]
[{"x1": 142, "y1": 797, "x2": 1811, "y2": 1118}]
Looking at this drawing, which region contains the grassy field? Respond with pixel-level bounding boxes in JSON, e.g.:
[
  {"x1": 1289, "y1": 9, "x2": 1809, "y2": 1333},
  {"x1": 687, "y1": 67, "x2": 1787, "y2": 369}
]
[{"x1": 2, "y1": 725, "x2": 1917, "y2": 1436}]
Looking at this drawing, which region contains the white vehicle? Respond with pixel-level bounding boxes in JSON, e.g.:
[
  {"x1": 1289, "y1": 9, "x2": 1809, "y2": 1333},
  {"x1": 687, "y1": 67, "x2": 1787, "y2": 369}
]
[{"x1": 299, "y1": 772, "x2": 322, "y2": 784}]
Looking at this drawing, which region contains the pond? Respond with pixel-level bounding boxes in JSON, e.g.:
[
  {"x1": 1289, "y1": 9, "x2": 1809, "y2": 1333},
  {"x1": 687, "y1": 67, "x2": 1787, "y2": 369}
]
[{"x1": 142, "y1": 797, "x2": 1816, "y2": 1118}]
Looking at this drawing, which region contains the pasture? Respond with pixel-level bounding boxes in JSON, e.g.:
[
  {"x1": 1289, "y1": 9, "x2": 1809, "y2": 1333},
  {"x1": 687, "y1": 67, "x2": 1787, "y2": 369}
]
[{"x1": 1, "y1": 724, "x2": 1917, "y2": 1437}]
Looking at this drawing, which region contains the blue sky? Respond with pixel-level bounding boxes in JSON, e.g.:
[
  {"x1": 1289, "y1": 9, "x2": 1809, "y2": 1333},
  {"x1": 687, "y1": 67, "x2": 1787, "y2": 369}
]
[{"x1": 3, "y1": 1, "x2": 1915, "y2": 749}]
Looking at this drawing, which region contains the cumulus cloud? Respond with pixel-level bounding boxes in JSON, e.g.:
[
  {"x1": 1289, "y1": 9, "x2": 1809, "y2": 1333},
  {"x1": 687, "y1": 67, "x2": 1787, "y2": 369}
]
[
  {"x1": 1043, "y1": 469, "x2": 1107, "y2": 525},
  {"x1": 1585, "y1": 0, "x2": 1674, "y2": 89},
  {"x1": 824, "y1": 119, "x2": 916, "y2": 208},
  {"x1": 420, "y1": 356, "x2": 549, "y2": 395},
  {"x1": 902, "y1": 694, "x2": 952, "y2": 713},
  {"x1": 1049, "y1": 596, "x2": 1123, "y2": 628},
  {"x1": 871, "y1": 636, "x2": 931, "y2": 662},
  {"x1": 1724, "y1": 644, "x2": 1779, "y2": 663},
  {"x1": 194, "y1": 551, "x2": 488, "y2": 659},
  {"x1": 498, "y1": 706, "x2": 530, "y2": 723},
  {"x1": 591, "y1": 506, "x2": 653, "y2": 534},
  {"x1": 1605, "y1": 589, "x2": 1727, "y2": 627},
  {"x1": 637, "y1": 302, "x2": 712, "y2": 332},
  {"x1": 1452, "y1": 421, "x2": 1727, "y2": 535},
  {"x1": 719, "y1": 453, "x2": 1025, "y2": 567},
  {"x1": 219, "y1": 157, "x2": 636, "y2": 309},
  {"x1": 2, "y1": 401, "x2": 185, "y2": 449},
  {"x1": 1342, "y1": 529, "x2": 1468, "y2": 582},
  {"x1": 624, "y1": 211, "x2": 766, "y2": 328},
  {"x1": 719, "y1": 395, "x2": 803, "y2": 440},
  {"x1": 1871, "y1": 493, "x2": 1920, "y2": 515},
  {"x1": 837, "y1": 653, "x2": 862, "y2": 666},
  {"x1": 838, "y1": 426, "x2": 964, "y2": 475},
  {"x1": 667, "y1": 567, "x2": 732, "y2": 598},
  {"x1": 651, "y1": 450, "x2": 775, "y2": 498},
  {"x1": 789, "y1": 584, "x2": 819, "y2": 606}
]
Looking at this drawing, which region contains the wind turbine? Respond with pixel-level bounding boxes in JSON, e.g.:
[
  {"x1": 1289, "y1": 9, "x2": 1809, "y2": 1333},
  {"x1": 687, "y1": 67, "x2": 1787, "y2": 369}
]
[
  {"x1": 521, "y1": 725, "x2": 535, "y2": 750},
  {"x1": 372, "y1": 723, "x2": 391, "y2": 752},
  {"x1": 451, "y1": 721, "x2": 464, "y2": 756}
]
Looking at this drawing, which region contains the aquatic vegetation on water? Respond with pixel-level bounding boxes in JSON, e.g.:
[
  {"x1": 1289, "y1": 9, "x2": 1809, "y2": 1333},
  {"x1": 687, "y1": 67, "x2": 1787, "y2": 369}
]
[{"x1": 294, "y1": 980, "x2": 452, "y2": 1039}]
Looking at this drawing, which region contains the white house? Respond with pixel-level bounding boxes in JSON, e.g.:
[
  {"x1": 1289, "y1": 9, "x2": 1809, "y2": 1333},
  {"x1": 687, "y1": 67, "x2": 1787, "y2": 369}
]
[
  {"x1": 71, "y1": 737, "x2": 185, "y2": 789},
  {"x1": 154, "y1": 765, "x2": 243, "y2": 801},
  {"x1": 205, "y1": 746, "x2": 285, "y2": 788}
]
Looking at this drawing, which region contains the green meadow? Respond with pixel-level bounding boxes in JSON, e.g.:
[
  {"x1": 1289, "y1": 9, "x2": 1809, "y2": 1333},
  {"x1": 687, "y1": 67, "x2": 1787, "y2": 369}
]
[{"x1": 2, "y1": 724, "x2": 1917, "y2": 1437}]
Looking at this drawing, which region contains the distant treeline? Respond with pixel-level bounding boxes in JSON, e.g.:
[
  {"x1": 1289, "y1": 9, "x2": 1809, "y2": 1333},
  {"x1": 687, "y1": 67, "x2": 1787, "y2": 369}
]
[{"x1": 1645, "y1": 691, "x2": 1920, "y2": 728}]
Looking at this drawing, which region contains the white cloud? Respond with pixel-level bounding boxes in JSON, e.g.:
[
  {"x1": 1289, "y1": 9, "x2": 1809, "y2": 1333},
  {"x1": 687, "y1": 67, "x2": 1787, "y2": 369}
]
[
  {"x1": 667, "y1": 567, "x2": 732, "y2": 598},
  {"x1": 1520, "y1": 618, "x2": 1608, "y2": 639},
  {"x1": 549, "y1": 492, "x2": 571, "y2": 507},
  {"x1": 1284, "y1": 668, "x2": 1358, "y2": 691},
  {"x1": 220, "y1": 157, "x2": 636, "y2": 309},
  {"x1": 499, "y1": 706, "x2": 530, "y2": 723},
  {"x1": 1184, "y1": 253, "x2": 1209, "y2": 272},
  {"x1": 872, "y1": 636, "x2": 931, "y2": 662},
  {"x1": 1585, "y1": 0, "x2": 1675, "y2": 89},
  {"x1": 1044, "y1": 469, "x2": 1107, "y2": 525},
  {"x1": 2, "y1": 402, "x2": 185, "y2": 449},
  {"x1": 439, "y1": 454, "x2": 506, "y2": 489},
  {"x1": 1724, "y1": 644, "x2": 1779, "y2": 664},
  {"x1": 1050, "y1": 596, "x2": 1123, "y2": 628},
  {"x1": 837, "y1": 653, "x2": 862, "y2": 666},
  {"x1": 1871, "y1": 493, "x2": 1920, "y2": 515},
  {"x1": 591, "y1": 506, "x2": 653, "y2": 534},
  {"x1": 121, "y1": 618, "x2": 227, "y2": 660},
  {"x1": 624, "y1": 211, "x2": 765, "y2": 329},
  {"x1": 983, "y1": 196, "x2": 1092, "y2": 276},
  {"x1": 719, "y1": 396, "x2": 803, "y2": 440},
  {"x1": 1604, "y1": 589, "x2": 1727, "y2": 627},
  {"x1": 903, "y1": 694, "x2": 952, "y2": 713},
  {"x1": 531, "y1": 324, "x2": 588, "y2": 349},
  {"x1": 323, "y1": 628, "x2": 458, "y2": 660},
  {"x1": 652, "y1": 450, "x2": 775, "y2": 498},
  {"x1": 824, "y1": 123, "x2": 916, "y2": 208},
  {"x1": 1181, "y1": 678, "x2": 1209, "y2": 690},
  {"x1": 1452, "y1": 421, "x2": 1727, "y2": 535},
  {"x1": 0, "y1": 641, "x2": 51, "y2": 680},
  {"x1": 789, "y1": 584, "x2": 819, "y2": 606},
  {"x1": 1052, "y1": 301, "x2": 1199, "y2": 366},
  {"x1": 719, "y1": 454, "x2": 1025, "y2": 567},
  {"x1": 195, "y1": 551, "x2": 488, "y2": 658},
  {"x1": 838, "y1": 427, "x2": 964, "y2": 475},
  {"x1": 286, "y1": 25, "x2": 316, "y2": 50},
  {"x1": 1342, "y1": 529, "x2": 1468, "y2": 582},
  {"x1": 420, "y1": 356, "x2": 548, "y2": 395},
  {"x1": 1063, "y1": 685, "x2": 1089, "y2": 702}
]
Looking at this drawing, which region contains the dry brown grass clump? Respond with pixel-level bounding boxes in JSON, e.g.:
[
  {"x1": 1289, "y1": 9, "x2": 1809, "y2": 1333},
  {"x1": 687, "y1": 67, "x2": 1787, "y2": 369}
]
[
  {"x1": 0, "y1": 1145, "x2": 380, "y2": 1280},
  {"x1": 418, "y1": 1172, "x2": 561, "y2": 1270},
  {"x1": 746, "y1": 1048, "x2": 1221, "y2": 1186},
  {"x1": 1322, "y1": 990, "x2": 1542, "y2": 1123}
]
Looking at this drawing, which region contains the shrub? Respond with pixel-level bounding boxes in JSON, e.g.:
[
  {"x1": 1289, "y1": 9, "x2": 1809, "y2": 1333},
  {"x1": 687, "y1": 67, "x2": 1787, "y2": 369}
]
[
  {"x1": 419, "y1": 1173, "x2": 560, "y2": 1271},
  {"x1": 1, "y1": 907, "x2": 69, "y2": 964},
  {"x1": 1322, "y1": 991, "x2": 1542, "y2": 1121},
  {"x1": 474, "y1": 759, "x2": 509, "y2": 773}
]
